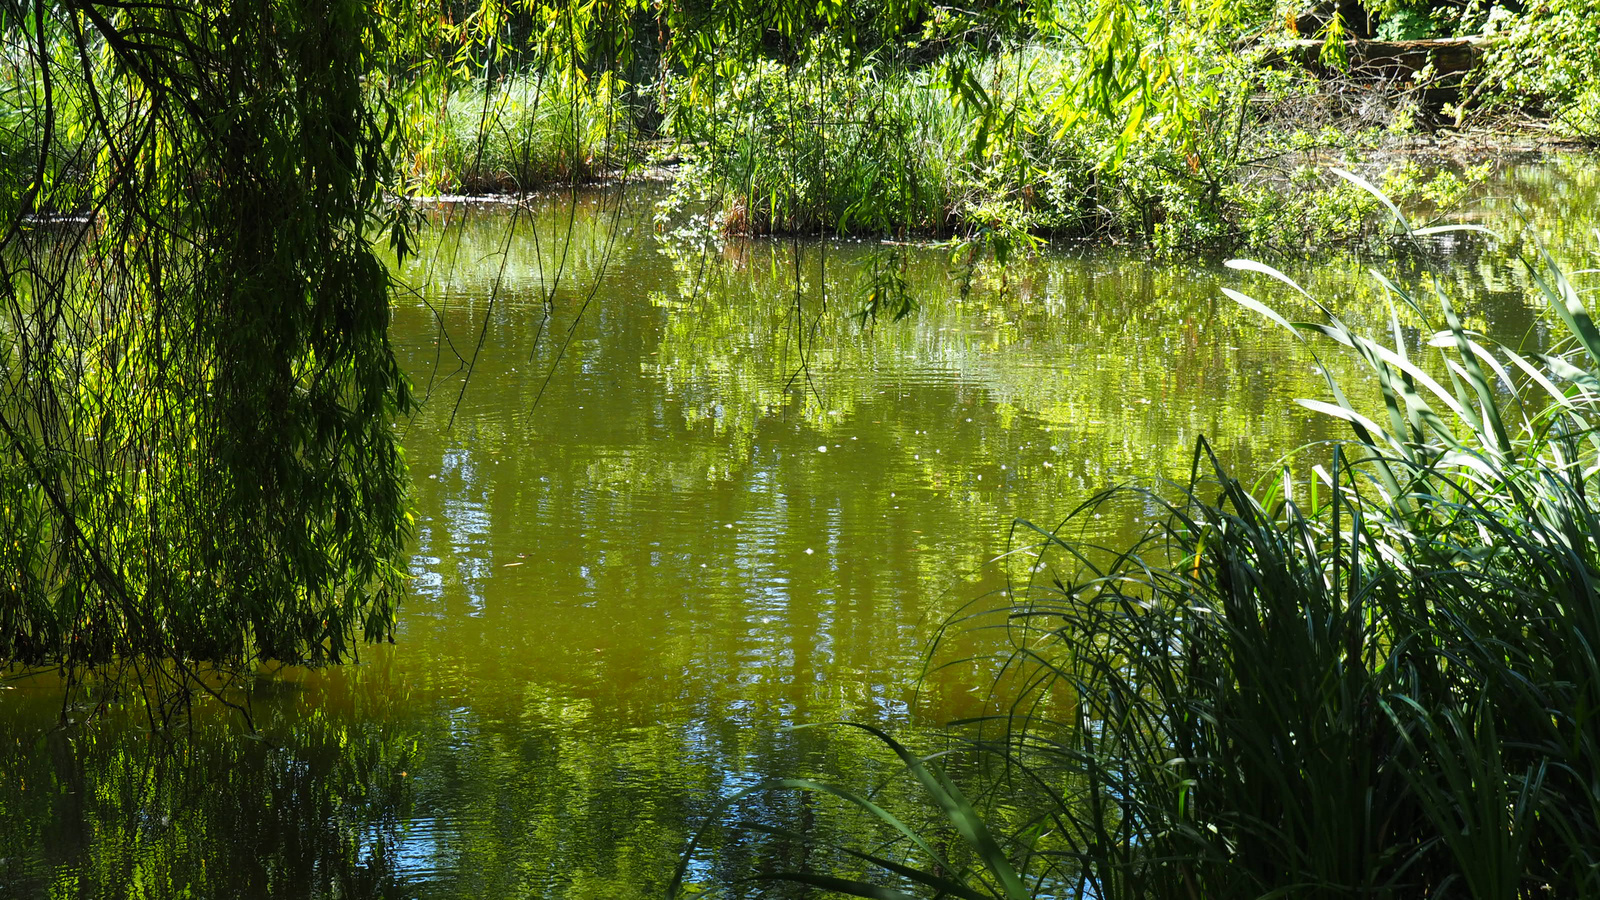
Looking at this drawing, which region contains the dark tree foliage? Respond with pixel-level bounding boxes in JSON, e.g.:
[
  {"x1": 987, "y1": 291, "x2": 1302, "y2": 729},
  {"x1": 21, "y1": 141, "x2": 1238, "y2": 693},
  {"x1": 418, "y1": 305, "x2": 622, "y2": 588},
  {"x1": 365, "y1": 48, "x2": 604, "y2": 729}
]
[{"x1": 0, "y1": 1, "x2": 413, "y2": 686}]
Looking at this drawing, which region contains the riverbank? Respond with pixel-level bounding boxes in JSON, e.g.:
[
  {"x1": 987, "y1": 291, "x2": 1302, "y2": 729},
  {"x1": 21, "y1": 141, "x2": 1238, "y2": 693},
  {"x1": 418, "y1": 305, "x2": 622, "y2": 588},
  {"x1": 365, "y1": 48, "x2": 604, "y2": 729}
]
[
  {"x1": 398, "y1": 52, "x2": 1593, "y2": 260},
  {"x1": 405, "y1": 124, "x2": 1590, "y2": 263}
]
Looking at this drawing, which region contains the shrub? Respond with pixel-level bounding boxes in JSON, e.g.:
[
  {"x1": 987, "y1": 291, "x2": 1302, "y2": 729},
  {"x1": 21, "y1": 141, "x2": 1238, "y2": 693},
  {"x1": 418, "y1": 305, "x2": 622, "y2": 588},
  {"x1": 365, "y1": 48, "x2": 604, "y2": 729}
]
[{"x1": 1474, "y1": 0, "x2": 1600, "y2": 135}]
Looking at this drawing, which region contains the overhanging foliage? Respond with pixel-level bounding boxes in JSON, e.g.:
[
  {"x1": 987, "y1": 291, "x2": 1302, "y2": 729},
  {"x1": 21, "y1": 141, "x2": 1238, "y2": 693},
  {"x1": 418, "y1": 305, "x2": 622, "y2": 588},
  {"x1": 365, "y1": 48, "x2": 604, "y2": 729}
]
[{"x1": 0, "y1": 1, "x2": 413, "y2": 685}]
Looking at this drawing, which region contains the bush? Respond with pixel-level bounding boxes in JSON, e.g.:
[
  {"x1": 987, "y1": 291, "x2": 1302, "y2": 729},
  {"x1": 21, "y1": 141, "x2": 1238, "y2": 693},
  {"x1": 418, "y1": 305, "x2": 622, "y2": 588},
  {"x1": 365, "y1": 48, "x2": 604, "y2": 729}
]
[
  {"x1": 1475, "y1": 0, "x2": 1600, "y2": 135},
  {"x1": 656, "y1": 24, "x2": 1461, "y2": 258}
]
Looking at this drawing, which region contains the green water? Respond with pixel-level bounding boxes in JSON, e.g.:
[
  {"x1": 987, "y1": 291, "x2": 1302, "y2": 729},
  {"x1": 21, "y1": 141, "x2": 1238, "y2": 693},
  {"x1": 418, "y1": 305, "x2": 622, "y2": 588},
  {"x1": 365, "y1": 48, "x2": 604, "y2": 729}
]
[{"x1": 2, "y1": 158, "x2": 1596, "y2": 899}]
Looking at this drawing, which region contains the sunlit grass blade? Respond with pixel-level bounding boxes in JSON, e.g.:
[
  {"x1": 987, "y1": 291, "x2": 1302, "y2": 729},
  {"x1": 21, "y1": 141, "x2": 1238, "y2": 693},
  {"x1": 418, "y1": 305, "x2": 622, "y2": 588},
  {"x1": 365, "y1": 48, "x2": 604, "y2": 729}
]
[
  {"x1": 1332, "y1": 167, "x2": 1413, "y2": 236},
  {"x1": 1528, "y1": 238, "x2": 1600, "y2": 371},
  {"x1": 1411, "y1": 224, "x2": 1499, "y2": 238},
  {"x1": 1220, "y1": 287, "x2": 1300, "y2": 338}
]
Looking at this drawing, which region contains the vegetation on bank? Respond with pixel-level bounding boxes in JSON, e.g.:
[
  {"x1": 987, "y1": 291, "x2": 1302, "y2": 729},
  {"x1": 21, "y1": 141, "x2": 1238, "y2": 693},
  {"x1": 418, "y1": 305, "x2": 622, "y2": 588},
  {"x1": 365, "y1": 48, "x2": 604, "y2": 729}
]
[
  {"x1": 385, "y1": 0, "x2": 1597, "y2": 256},
  {"x1": 403, "y1": 68, "x2": 632, "y2": 192},
  {"x1": 2, "y1": 0, "x2": 1586, "y2": 259}
]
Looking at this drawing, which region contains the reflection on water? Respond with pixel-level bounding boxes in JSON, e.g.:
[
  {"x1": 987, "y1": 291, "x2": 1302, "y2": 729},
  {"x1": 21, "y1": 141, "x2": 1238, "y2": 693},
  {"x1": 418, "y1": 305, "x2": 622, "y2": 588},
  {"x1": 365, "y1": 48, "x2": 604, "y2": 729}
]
[{"x1": 4, "y1": 161, "x2": 1599, "y2": 898}]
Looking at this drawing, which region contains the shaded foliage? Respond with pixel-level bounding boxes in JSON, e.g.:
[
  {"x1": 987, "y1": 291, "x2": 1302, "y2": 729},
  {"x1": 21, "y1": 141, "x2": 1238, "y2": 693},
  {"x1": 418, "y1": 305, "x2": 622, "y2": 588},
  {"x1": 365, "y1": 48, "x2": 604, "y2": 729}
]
[{"x1": 0, "y1": 1, "x2": 413, "y2": 696}]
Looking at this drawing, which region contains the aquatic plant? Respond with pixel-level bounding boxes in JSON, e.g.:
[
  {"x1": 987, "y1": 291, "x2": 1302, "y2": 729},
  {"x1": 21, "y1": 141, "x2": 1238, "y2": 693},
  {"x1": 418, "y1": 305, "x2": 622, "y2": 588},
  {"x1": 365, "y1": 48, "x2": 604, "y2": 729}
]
[
  {"x1": 990, "y1": 190, "x2": 1600, "y2": 897},
  {"x1": 405, "y1": 67, "x2": 636, "y2": 193}
]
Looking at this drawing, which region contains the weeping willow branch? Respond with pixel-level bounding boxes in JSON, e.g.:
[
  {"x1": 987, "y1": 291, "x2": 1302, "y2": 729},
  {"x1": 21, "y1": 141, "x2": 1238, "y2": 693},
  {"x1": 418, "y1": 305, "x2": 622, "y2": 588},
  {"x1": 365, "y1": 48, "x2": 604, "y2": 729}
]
[{"x1": 0, "y1": 0, "x2": 414, "y2": 714}]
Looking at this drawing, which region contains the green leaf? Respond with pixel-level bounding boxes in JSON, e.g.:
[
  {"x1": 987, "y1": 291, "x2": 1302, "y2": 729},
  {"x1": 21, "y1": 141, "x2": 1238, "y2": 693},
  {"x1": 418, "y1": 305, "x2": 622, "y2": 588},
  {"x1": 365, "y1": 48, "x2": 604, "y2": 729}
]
[{"x1": 1331, "y1": 166, "x2": 1411, "y2": 236}]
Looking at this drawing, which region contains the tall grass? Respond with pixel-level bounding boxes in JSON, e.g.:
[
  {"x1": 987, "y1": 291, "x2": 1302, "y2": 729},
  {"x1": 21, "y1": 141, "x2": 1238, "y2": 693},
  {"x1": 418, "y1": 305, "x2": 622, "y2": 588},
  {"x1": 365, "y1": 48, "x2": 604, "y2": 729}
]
[
  {"x1": 679, "y1": 194, "x2": 1600, "y2": 898},
  {"x1": 405, "y1": 68, "x2": 634, "y2": 193},
  {"x1": 656, "y1": 39, "x2": 1487, "y2": 259},
  {"x1": 658, "y1": 46, "x2": 1110, "y2": 245}
]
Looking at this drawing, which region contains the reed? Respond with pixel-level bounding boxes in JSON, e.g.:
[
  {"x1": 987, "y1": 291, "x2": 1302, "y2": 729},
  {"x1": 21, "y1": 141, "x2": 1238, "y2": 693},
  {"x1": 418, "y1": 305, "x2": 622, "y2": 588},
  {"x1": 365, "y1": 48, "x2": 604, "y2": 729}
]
[
  {"x1": 989, "y1": 185, "x2": 1600, "y2": 897},
  {"x1": 406, "y1": 68, "x2": 635, "y2": 193}
]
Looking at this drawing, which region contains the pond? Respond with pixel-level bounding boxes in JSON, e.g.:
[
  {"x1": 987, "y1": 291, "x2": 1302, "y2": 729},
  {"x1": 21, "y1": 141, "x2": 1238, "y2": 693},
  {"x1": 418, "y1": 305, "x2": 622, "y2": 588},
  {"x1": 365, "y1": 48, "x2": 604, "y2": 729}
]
[{"x1": 2, "y1": 156, "x2": 1596, "y2": 899}]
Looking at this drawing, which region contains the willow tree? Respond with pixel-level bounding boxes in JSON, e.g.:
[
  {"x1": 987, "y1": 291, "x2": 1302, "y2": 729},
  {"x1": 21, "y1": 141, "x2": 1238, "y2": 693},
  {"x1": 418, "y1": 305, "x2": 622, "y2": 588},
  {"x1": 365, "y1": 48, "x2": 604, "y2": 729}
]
[{"x1": 0, "y1": 1, "x2": 413, "y2": 697}]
